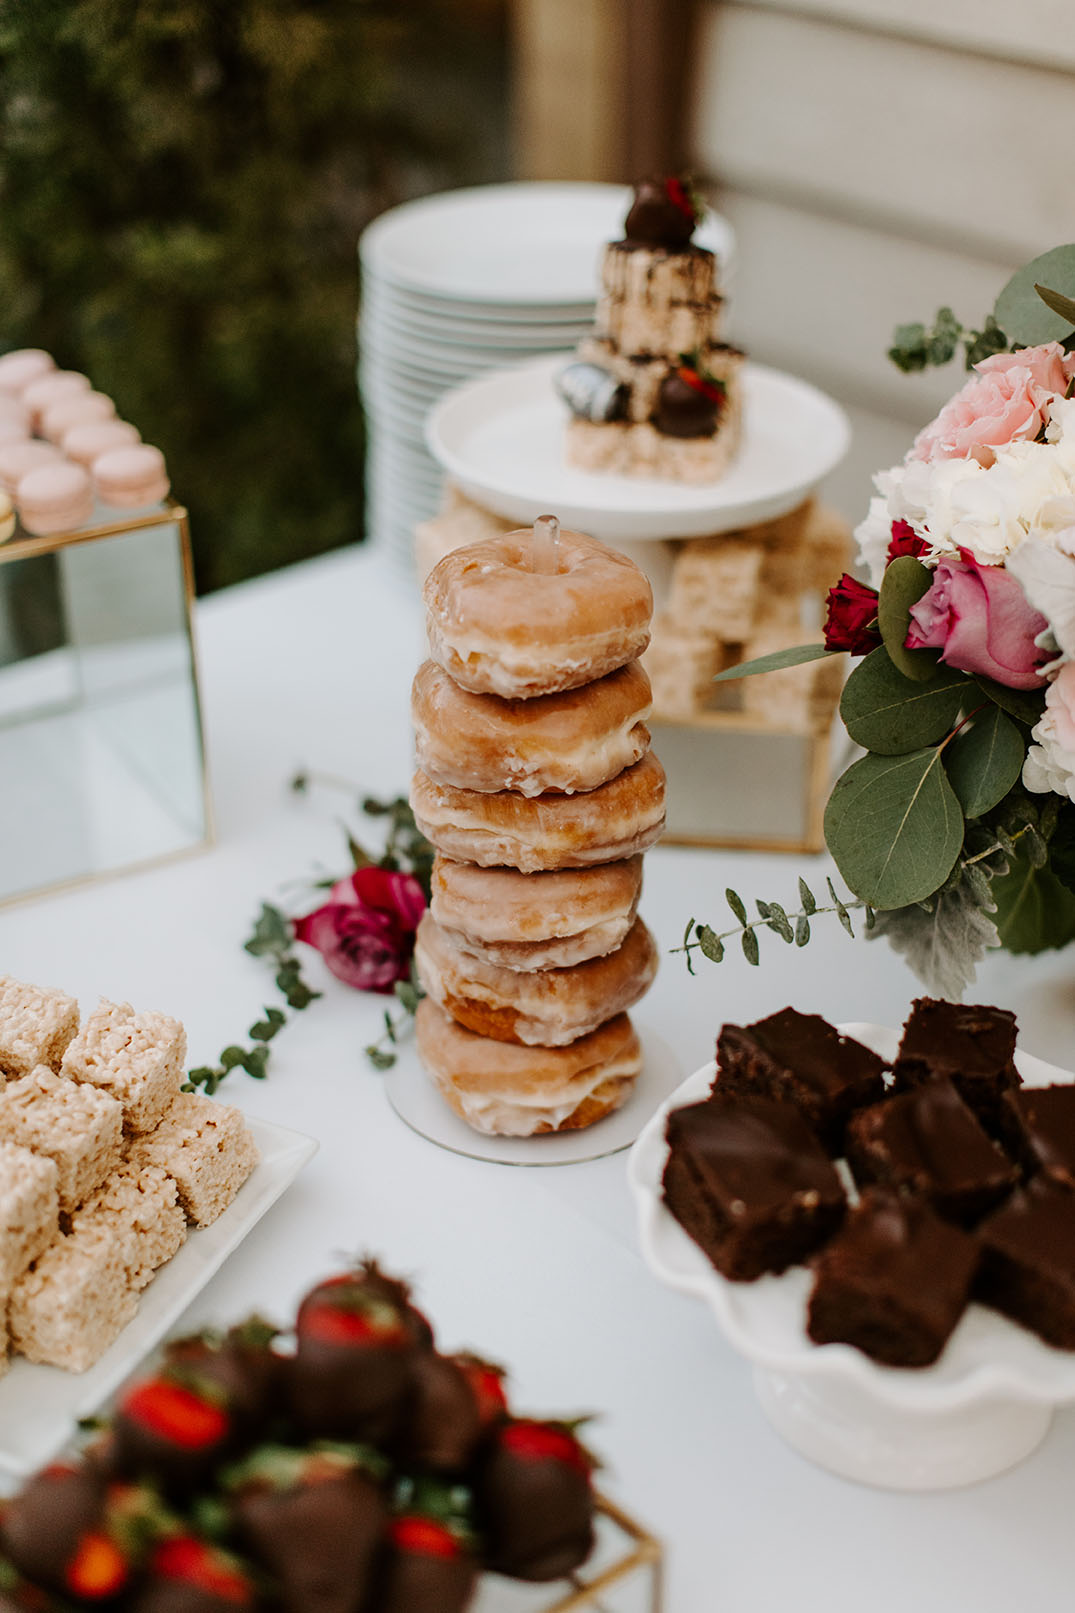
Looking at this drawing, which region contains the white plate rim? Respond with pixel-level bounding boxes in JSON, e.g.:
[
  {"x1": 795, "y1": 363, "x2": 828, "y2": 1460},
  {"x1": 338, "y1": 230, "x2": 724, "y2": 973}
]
[{"x1": 626, "y1": 1022, "x2": 1075, "y2": 1412}]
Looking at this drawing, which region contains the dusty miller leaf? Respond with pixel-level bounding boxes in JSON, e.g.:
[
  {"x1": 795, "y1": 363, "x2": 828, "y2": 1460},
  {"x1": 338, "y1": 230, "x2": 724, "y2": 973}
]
[{"x1": 869, "y1": 879, "x2": 1000, "y2": 999}]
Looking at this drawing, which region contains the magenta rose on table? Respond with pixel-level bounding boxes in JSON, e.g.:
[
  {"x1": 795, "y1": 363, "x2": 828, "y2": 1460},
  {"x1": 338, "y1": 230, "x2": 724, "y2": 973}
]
[{"x1": 294, "y1": 867, "x2": 426, "y2": 992}]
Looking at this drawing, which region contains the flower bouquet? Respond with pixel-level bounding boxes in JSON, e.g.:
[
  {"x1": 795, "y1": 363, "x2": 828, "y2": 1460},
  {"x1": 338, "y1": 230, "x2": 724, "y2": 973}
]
[{"x1": 684, "y1": 248, "x2": 1075, "y2": 997}]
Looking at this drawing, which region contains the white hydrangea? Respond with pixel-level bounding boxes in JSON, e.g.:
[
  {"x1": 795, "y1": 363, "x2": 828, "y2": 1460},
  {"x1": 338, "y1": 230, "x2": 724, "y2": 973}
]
[
  {"x1": 1023, "y1": 665, "x2": 1075, "y2": 801},
  {"x1": 852, "y1": 493, "x2": 893, "y2": 588}
]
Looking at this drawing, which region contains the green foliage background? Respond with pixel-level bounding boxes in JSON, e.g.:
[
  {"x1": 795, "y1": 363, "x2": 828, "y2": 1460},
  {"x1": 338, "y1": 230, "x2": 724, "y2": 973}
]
[{"x1": 0, "y1": 0, "x2": 509, "y2": 592}]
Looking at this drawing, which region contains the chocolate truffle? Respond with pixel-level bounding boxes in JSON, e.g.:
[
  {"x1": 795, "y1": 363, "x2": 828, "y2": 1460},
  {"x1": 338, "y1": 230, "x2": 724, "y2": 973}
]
[
  {"x1": 977, "y1": 1179, "x2": 1075, "y2": 1348},
  {"x1": 653, "y1": 366, "x2": 724, "y2": 438},
  {"x1": 891, "y1": 998, "x2": 1020, "y2": 1134},
  {"x1": 715, "y1": 1008, "x2": 887, "y2": 1153},
  {"x1": 807, "y1": 1188, "x2": 978, "y2": 1367},
  {"x1": 662, "y1": 1093, "x2": 846, "y2": 1280},
  {"x1": 999, "y1": 1083, "x2": 1075, "y2": 1188},
  {"x1": 845, "y1": 1077, "x2": 1017, "y2": 1226}
]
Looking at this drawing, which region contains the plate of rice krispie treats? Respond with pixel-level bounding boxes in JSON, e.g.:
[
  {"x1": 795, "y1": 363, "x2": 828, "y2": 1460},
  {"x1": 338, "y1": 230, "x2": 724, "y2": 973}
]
[{"x1": 0, "y1": 974, "x2": 316, "y2": 1486}]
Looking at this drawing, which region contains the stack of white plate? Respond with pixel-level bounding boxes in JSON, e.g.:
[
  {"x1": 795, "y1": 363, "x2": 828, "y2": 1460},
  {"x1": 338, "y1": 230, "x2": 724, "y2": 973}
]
[{"x1": 358, "y1": 181, "x2": 735, "y2": 566}]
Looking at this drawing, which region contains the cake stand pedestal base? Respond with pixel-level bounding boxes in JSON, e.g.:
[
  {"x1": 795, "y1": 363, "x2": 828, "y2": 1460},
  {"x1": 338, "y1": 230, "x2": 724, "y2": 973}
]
[{"x1": 753, "y1": 1366, "x2": 1053, "y2": 1490}]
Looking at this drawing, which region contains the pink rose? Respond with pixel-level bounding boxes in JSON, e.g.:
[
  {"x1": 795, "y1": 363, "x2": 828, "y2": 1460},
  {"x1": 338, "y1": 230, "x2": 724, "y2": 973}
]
[
  {"x1": 910, "y1": 341, "x2": 1075, "y2": 467},
  {"x1": 293, "y1": 866, "x2": 426, "y2": 993},
  {"x1": 905, "y1": 550, "x2": 1049, "y2": 689}
]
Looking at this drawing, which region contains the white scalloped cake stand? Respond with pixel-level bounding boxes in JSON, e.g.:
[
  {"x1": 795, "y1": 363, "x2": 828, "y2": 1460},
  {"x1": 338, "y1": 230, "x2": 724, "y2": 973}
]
[{"x1": 627, "y1": 1023, "x2": 1075, "y2": 1490}]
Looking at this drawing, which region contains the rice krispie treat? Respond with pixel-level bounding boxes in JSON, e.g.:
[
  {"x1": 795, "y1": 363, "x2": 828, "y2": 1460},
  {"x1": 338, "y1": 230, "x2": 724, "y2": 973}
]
[
  {"x1": 644, "y1": 612, "x2": 727, "y2": 719},
  {"x1": 0, "y1": 1139, "x2": 60, "y2": 1290},
  {"x1": 0, "y1": 1065, "x2": 123, "y2": 1213},
  {"x1": 566, "y1": 409, "x2": 741, "y2": 484},
  {"x1": 740, "y1": 623, "x2": 843, "y2": 733},
  {"x1": 78, "y1": 1159, "x2": 186, "y2": 1291},
  {"x1": 129, "y1": 1093, "x2": 260, "y2": 1227},
  {"x1": 8, "y1": 1219, "x2": 137, "y2": 1372},
  {"x1": 62, "y1": 998, "x2": 186, "y2": 1135},
  {"x1": 667, "y1": 535, "x2": 764, "y2": 640},
  {"x1": 414, "y1": 488, "x2": 515, "y2": 584},
  {"x1": 0, "y1": 975, "x2": 79, "y2": 1081}
]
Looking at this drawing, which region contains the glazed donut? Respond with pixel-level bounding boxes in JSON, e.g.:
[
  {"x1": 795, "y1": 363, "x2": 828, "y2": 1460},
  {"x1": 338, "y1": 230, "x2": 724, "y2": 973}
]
[
  {"x1": 410, "y1": 752, "x2": 665, "y2": 873},
  {"x1": 412, "y1": 658, "x2": 652, "y2": 797},
  {"x1": 431, "y1": 854, "x2": 643, "y2": 970},
  {"x1": 415, "y1": 911, "x2": 657, "y2": 1046},
  {"x1": 416, "y1": 998, "x2": 642, "y2": 1136},
  {"x1": 423, "y1": 527, "x2": 653, "y2": 698}
]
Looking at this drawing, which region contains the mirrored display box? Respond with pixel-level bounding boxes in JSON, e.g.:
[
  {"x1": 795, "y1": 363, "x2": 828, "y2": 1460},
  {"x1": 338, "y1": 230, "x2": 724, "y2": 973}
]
[{"x1": 0, "y1": 504, "x2": 210, "y2": 905}]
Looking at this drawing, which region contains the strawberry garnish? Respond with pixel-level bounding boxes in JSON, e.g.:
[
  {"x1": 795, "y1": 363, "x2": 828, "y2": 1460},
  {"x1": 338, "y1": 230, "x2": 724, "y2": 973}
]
[
  {"x1": 498, "y1": 1420, "x2": 592, "y2": 1478},
  {"x1": 152, "y1": 1537, "x2": 252, "y2": 1603},
  {"x1": 119, "y1": 1381, "x2": 230, "y2": 1450},
  {"x1": 389, "y1": 1516, "x2": 461, "y2": 1560},
  {"x1": 65, "y1": 1533, "x2": 128, "y2": 1601},
  {"x1": 298, "y1": 1303, "x2": 409, "y2": 1348},
  {"x1": 676, "y1": 363, "x2": 724, "y2": 404},
  {"x1": 456, "y1": 1355, "x2": 508, "y2": 1424},
  {"x1": 665, "y1": 176, "x2": 699, "y2": 224}
]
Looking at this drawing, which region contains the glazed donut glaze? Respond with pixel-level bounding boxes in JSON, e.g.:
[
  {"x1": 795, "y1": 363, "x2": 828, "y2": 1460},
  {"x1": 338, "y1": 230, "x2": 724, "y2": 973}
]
[
  {"x1": 423, "y1": 527, "x2": 653, "y2": 697},
  {"x1": 415, "y1": 998, "x2": 642, "y2": 1136},
  {"x1": 412, "y1": 658, "x2": 652, "y2": 796},
  {"x1": 414, "y1": 911, "x2": 658, "y2": 1046},
  {"x1": 410, "y1": 752, "x2": 665, "y2": 873},
  {"x1": 431, "y1": 854, "x2": 643, "y2": 970}
]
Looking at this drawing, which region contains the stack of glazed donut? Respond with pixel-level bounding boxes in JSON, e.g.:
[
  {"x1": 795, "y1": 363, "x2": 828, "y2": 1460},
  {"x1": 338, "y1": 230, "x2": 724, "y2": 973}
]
[{"x1": 410, "y1": 519, "x2": 665, "y2": 1137}]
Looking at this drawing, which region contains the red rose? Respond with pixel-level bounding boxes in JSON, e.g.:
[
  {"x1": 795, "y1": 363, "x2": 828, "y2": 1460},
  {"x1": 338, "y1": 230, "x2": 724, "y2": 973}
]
[
  {"x1": 823, "y1": 574, "x2": 880, "y2": 654},
  {"x1": 905, "y1": 549, "x2": 1049, "y2": 690},
  {"x1": 887, "y1": 520, "x2": 929, "y2": 563},
  {"x1": 293, "y1": 867, "x2": 426, "y2": 993}
]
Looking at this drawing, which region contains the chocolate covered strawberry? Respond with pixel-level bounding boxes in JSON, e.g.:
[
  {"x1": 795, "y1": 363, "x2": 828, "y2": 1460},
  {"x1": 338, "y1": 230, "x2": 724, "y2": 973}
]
[
  {"x1": 377, "y1": 1502, "x2": 478, "y2": 1613},
  {"x1": 402, "y1": 1352, "x2": 508, "y2": 1473},
  {"x1": 226, "y1": 1445, "x2": 387, "y2": 1613},
  {"x1": 624, "y1": 176, "x2": 702, "y2": 249},
  {"x1": 112, "y1": 1372, "x2": 234, "y2": 1497},
  {"x1": 128, "y1": 1536, "x2": 256, "y2": 1613},
  {"x1": 163, "y1": 1319, "x2": 284, "y2": 1441},
  {"x1": 654, "y1": 358, "x2": 725, "y2": 438},
  {"x1": 474, "y1": 1418, "x2": 596, "y2": 1582},
  {"x1": 291, "y1": 1264, "x2": 428, "y2": 1443},
  {"x1": 1, "y1": 1464, "x2": 131, "y2": 1602}
]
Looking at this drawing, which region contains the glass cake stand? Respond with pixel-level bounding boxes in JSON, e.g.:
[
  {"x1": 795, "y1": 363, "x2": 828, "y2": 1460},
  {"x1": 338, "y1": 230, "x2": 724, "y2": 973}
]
[{"x1": 627, "y1": 1024, "x2": 1075, "y2": 1491}]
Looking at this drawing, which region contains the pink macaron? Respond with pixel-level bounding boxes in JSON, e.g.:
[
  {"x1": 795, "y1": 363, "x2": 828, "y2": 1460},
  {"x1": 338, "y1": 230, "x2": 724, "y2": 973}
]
[
  {"x1": 0, "y1": 417, "x2": 30, "y2": 449},
  {"x1": 0, "y1": 349, "x2": 54, "y2": 396},
  {"x1": 61, "y1": 418, "x2": 141, "y2": 468},
  {"x1": 41, "y1": 390, "x2": 116, "y2": 444},
  {"x1": 22, "y1": 371, "x2": 91, "y2": 432},
  {"x1": 0, "y1": 439, "x2": 64, "y2": 497},
  {"x1": 93, "y1": 444, "x2": 170, "y2": 509},
  {"x1": 16, "y1": 462, "x2": 94, "y2": 536}
]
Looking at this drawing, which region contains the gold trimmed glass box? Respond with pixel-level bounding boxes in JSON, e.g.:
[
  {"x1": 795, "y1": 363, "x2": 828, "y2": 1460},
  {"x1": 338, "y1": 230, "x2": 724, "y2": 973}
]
[{"x1": 0, "y1": 503, "x2": 210, "y2": 905}]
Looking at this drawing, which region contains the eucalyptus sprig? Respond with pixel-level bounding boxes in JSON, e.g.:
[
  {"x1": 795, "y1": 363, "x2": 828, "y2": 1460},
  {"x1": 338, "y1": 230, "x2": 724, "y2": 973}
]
[
  {"x1": 677, "y1": 877, "x2": 871, "y2": 971},
  {"x1": 364, "y1": 963, "x2": 423, "y2": 1072}
]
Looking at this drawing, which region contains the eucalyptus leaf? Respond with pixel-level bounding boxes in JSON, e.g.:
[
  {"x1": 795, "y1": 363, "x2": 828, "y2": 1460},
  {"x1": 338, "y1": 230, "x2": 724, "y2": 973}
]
[
  {"x1": 1035, "y1": 284, "x2": 1075, "y2": 327},
  {"x1": 877, "y1": 556, "x2": 939, "y2": 681},
  {"x1": 840, "y1": 646, "x2": 967, "y2": 754},
  {"x1": 824, "y1": 747, "x2": 965, "y2": 909},
  {"x1": 943, "y1": 706, "x2": 1025, "y2": 818},
  {"x1": 973, "y1": 676, "x2": 1048, "y2": 727},
  {"x1": 713, "y1": 643, "x2": 834, "y2": 682},
  {"x1": 990, "y1": 842, "x2": 1075, "y2": 954},
  {"x1": 994, "y1": 245, "x2": 1075, "y2": 345}
]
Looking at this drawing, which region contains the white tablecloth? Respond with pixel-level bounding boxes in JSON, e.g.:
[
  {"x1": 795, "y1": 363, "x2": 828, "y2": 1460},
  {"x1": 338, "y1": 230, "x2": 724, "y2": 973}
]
[{"x1": 2, "y1": 543, "x2": 1074, "y2": 1611}]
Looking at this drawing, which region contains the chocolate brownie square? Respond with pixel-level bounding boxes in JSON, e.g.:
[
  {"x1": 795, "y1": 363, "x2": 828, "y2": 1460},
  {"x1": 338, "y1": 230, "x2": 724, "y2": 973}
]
[
  {"x1": 714, "y1": 1008, "x2": 886, "y2": 1152},
  {"x1": 891, "y1": 998, "x2": 1020, "y2": 1135},
  {"x1": 845, "y1": 1077, "x2": 1017, "y2": 1227},
  {"x1": 662, "y1": 1093, "x2": 846, "y2": 1281},
  {"x1": 976, "y1": 1179, "x2": 1075, "y2": 1348},
  {"x1": 807, "y1": 1188, "x2": 978, "y2": 1367},
  {"x1": 998, "y1": 1085, "x2": 1075, "y2": 1189}
]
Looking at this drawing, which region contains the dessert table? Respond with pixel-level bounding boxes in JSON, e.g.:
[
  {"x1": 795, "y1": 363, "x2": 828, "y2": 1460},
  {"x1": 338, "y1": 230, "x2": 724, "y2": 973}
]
[{"x1": 2, "y1": 541, "x2": 1074, "y2": 1611}]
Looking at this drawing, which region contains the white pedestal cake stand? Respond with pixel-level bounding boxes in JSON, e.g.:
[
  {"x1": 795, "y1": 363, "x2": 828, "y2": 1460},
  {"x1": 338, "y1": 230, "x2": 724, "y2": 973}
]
[
  {"x1": 627, "y1": 1024, "x2": 1075, "y2": 1491},
  {"x1": 425, "y1": 353, "x2": 851, "y2": 543}
]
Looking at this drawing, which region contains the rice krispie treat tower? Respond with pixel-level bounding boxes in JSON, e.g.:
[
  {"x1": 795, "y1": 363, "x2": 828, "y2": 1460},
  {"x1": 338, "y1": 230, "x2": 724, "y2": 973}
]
[
  {"x1": 62, "y1": 998, "x2": 186, "y2": 1134},
  {"x1": 557, "y1": 177, "x2": 743, "y2": 484},
  {"x1": 0, "y1": 975, "x2": 78, "y2": 1082}
]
